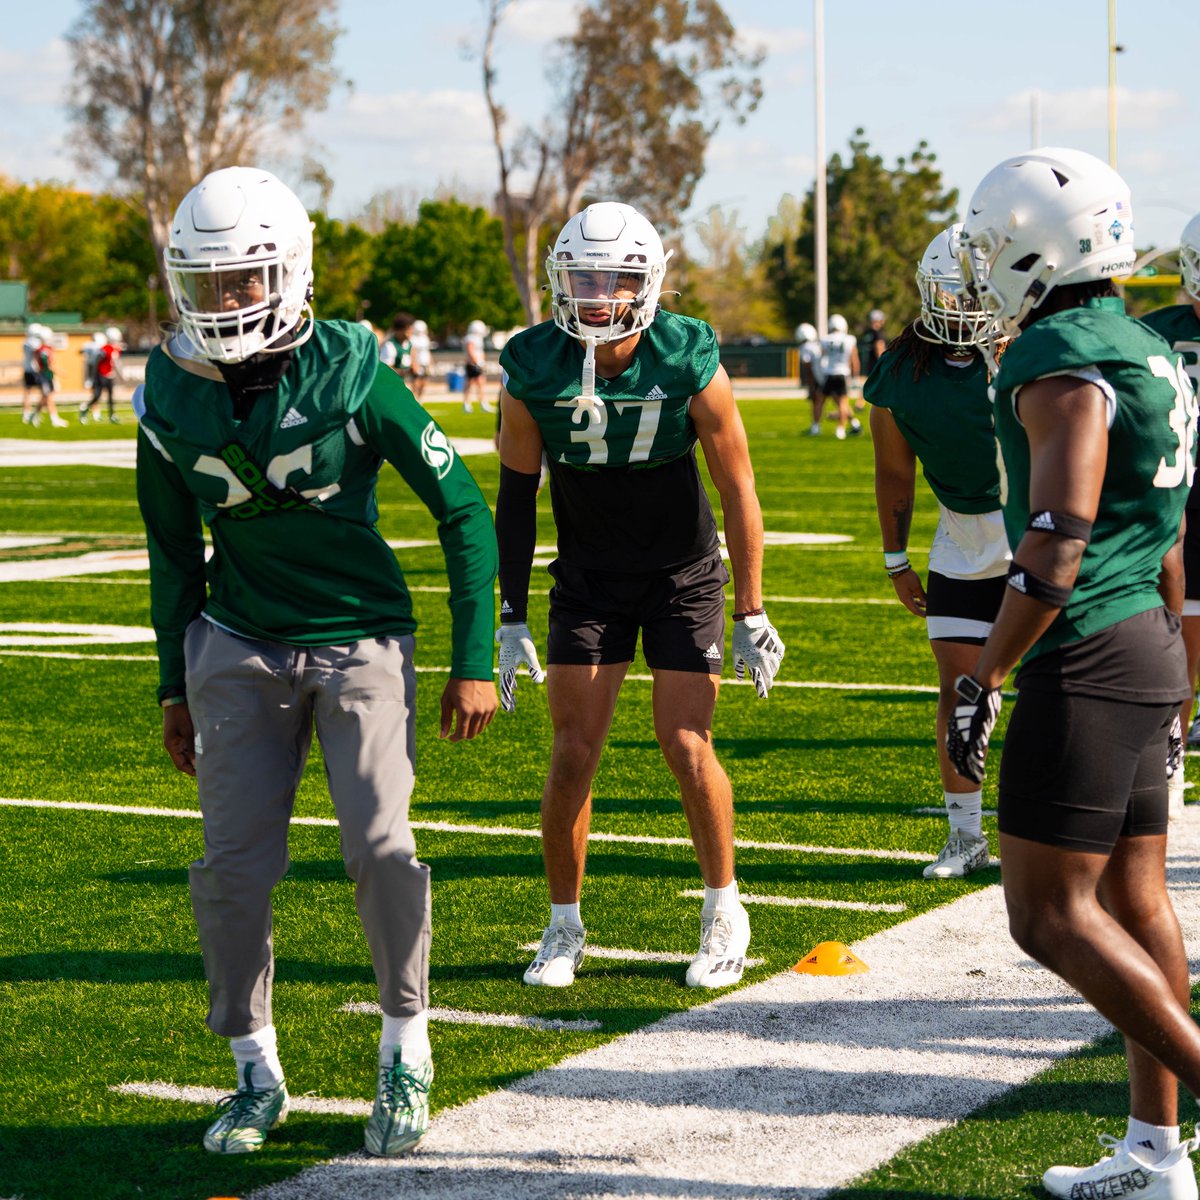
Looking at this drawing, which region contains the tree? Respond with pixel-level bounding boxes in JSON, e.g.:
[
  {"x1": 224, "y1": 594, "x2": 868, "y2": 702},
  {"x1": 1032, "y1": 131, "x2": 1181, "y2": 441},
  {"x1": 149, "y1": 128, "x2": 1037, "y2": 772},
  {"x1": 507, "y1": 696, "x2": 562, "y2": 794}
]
[
  {"x1": 763, "y1": 131, "x2": 957, "y2": 333},
  {"x1": 359, "y1": 200, "x2": 524, "y2": 338},
  {"x1": 483, "y1": 0, "x2": 763, "y2": 325},
  {"x1": 310, "y1": 212, "x2": 374, "y2": 323},
  {"x1": 65, "y1": 0, "x2": 343, "y2": 294}
]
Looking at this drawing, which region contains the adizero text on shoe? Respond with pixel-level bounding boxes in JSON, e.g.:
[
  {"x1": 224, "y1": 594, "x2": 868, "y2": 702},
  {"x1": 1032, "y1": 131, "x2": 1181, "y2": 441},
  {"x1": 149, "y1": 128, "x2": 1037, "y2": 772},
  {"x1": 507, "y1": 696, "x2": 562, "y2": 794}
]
[
  {"x1": 202, "y1": 1065, "x2": 289, "y2": 1154},
  {"x1": 364, "y1": 1055, "x2": 433, "y2": 1157},
  {"x1": 686, "y1": 905, "x2": 751, "y2": 989},
  {"x1": 922, "y1": 833, "x2": 989, "y2": 879},
  {"x1": 1042, "y1": 1134, "x2": 1200, "y2": 1200},
  {"x1": 523, "y1": 922, "x2": 586, "y2": 987}
]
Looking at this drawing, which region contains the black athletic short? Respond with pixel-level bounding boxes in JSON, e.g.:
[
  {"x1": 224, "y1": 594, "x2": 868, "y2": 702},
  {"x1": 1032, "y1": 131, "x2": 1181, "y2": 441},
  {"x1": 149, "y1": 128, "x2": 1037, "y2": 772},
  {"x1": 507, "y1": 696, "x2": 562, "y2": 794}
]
[
  {"x1": 23, "y1": 370, "x2": 38, "y2": 389},
  {"x1": 547, "y1": 554, "x2": 730, "y2": 673},
  {"x1": 925, "y1": 571, "x2": 1007, "y2": 644},
  {"x1": 998, "y1": 691, "x2": 1174, "y2": 852},
  {"x1": 1183, "y1": 515, "x2": 1200, "y2": 603},
  {"x1": 823, "y1": 373, "x2": 849, "y2": 398},
  {"x1": 465, "y1": 362, "x2": 484, "y2": 380}
]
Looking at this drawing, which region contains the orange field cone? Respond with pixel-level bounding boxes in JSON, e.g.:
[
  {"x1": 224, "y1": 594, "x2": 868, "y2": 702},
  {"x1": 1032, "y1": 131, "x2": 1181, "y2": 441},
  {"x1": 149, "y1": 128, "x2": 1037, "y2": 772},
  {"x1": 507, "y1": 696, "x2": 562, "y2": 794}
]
[{"x1": 792, "y1": 940, "x2": 869, "y2": 975}]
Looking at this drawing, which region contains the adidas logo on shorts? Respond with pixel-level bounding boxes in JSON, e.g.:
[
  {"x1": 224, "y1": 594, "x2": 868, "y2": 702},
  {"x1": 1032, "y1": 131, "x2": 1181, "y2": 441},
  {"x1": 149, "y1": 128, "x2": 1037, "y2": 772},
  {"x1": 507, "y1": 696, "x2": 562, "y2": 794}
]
[
  {"x1": 703, "y1": 643, "x2": 721, "y2": 661},
  {"x1": 280, "y1": 407, "x2": 308, "y2": 429},
  {"x1": 644, "y1": 383, "x2": 668, "y2": 401}
]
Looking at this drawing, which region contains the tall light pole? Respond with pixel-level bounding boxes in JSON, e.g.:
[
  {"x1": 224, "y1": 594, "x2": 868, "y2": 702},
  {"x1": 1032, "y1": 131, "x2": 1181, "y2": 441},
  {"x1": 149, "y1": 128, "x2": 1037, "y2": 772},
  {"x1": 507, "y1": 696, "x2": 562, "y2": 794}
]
[
  {"x1": 813, "y1": 0, "x2": 827, "y2": 337},
  {"x1": 1107, "y1": 0, "x2": 1124, "y2": 168}
]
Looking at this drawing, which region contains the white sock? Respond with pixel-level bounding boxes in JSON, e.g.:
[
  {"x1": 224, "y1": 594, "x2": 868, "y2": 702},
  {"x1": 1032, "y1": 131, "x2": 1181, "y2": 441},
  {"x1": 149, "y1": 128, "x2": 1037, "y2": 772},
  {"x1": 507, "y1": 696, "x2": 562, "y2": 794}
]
[
  {"x1": 1127, "y1": 1116, "x2": 1180, "y2": 1163},
  {"x1": 229, "y1": 1025, "x2": 284, "y2": 1090},
  {"x1": 381, "y1": 1009, "x2": 431, "y2": 1065},
  {"x1": 550, "y1": 902, "x2": 583, "y2": 930},
  {"x1": 703, "y1": 879, "x2": 740, "y2": 915},
  {"x1": 945, "y1": 789, "x2": 983, "y2": 840}
]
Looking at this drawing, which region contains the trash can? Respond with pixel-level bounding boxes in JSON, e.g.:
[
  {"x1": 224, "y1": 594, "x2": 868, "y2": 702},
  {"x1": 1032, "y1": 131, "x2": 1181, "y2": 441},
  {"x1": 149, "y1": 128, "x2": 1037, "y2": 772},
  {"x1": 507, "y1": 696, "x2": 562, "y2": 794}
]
[{"x1": 447, "y1": 368, "x2": 465, "y2": 393}]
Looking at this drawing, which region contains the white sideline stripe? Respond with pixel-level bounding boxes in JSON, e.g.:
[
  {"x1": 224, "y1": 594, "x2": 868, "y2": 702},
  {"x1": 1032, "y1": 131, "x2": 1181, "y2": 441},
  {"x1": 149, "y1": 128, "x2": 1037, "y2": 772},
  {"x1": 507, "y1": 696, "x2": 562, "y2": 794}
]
[
  {"x1": 241, "y1": 817, "x2": 1200, "y2": 1200},
  {"x1": 111, "y1": 1081, "x2": 370, "y2": 1117},
  {"x1": 680, "y1": 888, "x2": 906, "y2": 914},
  {"x1": 340, "y1": 1002, "x2": 602, "y2": 1033},
  {"x1": 765, "y1": 594, "x2": 895, "y2": 605},
  {"x1": 518, "y1": 942, "x2": 766, "y2": 968},
  {"x1": 913, "y1": 806, "x2": 999, "y2": 816},
  {"x1": 0, "y1": 798, "x2": 937, "y2": 861}
]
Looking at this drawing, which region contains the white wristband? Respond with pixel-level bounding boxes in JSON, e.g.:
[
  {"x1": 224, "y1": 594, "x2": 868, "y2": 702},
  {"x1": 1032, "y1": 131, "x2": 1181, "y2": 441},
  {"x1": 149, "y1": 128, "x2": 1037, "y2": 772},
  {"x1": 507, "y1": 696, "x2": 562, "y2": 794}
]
[{"x1": 883, "y1": 550, "x2": 909, "y2": 569}]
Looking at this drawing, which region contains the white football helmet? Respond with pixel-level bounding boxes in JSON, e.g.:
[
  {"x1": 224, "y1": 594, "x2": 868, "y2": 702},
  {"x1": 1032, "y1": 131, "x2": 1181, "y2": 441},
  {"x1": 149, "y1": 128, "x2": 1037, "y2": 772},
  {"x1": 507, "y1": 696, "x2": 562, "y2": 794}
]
[
  {"x1": 828, "y1": 313, "x2": 848, "y2": 334},
  {"x1": 105, "y1": 326, "x2": 123, "y2": 345},
  {"x1": 795, "y1": 322, "x2": 817, "y2": 343},
  {"x1": 958, "y1": 147, "x2": 1135, "y2": 337},
  {"x1": 916, "y1": 224, "x2": 992, "y2": 348},
  {"x1": 165, "y1": 166, "x2": 314, "y2": 363},
  {"x1": 466, "y1": 320, "x2": 488, "y2": 337},
  {"x1": 412, "y1": 319, "x2": 429, "y2": 336},
  {"x1": 1179, "y1": 212, "x2": 1200, "y2": 303},
  {"x1": 547, "y1": 202, "x2": 671, "y2": 344}
]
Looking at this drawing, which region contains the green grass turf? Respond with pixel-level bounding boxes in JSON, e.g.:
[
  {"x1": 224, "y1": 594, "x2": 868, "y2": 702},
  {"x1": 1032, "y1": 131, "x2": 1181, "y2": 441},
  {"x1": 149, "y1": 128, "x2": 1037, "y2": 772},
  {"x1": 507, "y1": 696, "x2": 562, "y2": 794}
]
[{"x1": 0, "y1": 395, "x2": 1177, "y2": 1199}]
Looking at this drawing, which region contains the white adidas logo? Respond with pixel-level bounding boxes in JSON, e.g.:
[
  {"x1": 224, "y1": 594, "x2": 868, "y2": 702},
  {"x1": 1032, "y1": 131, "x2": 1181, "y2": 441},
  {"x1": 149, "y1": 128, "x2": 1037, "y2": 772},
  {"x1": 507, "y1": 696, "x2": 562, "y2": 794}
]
[
  {"x1": 703, "y1": 642, "x2": 721, "y2": 660},
  {"x1": 280, "y1": 407, "x2": 307, "y2": 429},
  {"x1": 1008, "y1": 571, "x2": 1027, "y2": 594},
  {"x1": 1030, "y1": 511, "x2": 1055, "y2": 531},
  {"x1": 645, "y1": 384, "x2": 668, "y2": 401}
]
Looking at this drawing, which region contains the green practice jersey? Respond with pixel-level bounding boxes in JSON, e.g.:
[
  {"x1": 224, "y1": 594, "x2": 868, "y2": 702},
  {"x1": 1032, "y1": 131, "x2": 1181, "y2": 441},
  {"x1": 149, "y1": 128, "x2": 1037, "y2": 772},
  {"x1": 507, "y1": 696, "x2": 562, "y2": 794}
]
[
  {"x1": 863, "y1": 348, "x2": 1000, "y2": 514},
  {"x1": 500, "y1": 311, "x2": 723, "y2": 572},
  {"x1": 136, "y1": 320, "x2": 497, "y2": 698},
  {"x1": 1141, "y1": 303, "x2": 1200, "y2": 513},
  {"x1": 993, "y1": 296, "x2": 1195, "y2": 661}
]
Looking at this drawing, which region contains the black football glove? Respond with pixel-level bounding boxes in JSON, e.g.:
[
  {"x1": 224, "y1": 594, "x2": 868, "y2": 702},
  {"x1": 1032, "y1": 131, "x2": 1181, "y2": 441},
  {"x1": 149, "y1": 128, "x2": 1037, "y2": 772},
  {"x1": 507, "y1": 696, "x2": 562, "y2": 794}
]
[{"x1": 946, "y1": 674, "x2": 1002, "y2": 784}]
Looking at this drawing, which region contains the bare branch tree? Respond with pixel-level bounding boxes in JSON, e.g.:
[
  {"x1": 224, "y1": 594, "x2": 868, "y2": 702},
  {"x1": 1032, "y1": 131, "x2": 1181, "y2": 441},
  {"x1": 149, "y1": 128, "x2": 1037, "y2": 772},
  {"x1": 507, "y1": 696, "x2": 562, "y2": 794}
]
[{"x1": 66, "y1": 0, "x2": 343, "y2": 300}]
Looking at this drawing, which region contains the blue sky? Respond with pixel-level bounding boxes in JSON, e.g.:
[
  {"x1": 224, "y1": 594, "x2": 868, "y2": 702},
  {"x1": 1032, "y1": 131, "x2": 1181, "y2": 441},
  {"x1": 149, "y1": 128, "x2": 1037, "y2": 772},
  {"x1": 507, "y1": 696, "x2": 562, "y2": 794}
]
[{"x1": 4, "y1": 0, "x2": 1198, "y2": 257}]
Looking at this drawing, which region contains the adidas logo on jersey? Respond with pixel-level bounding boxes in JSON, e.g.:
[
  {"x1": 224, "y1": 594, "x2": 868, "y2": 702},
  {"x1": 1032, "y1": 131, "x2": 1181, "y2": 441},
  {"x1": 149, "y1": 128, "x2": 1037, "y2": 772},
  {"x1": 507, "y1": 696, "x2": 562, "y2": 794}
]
[
  {"x1": 703, "y1": 642, "x2": 721, "y2": 661},
  {"x1": 280, "y1": 407, "x2": 307, "y2": 429},
  {"x1": 644, "y1": 383, "x2": 668, "y2": 401}
]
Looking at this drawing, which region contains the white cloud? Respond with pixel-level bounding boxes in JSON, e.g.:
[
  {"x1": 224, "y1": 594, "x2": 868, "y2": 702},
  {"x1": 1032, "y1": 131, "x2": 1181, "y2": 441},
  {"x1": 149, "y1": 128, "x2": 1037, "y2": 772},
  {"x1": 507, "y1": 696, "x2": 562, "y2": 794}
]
[
  {"x1": 501, "y1": 0, "x2": 581, "y2": 42},
  {"x1": 976, "y1": 85, "x2": 1182, "y2": 136},
  {"x1": 739, "y1": 26, "x2": 809, "y2": 58}
]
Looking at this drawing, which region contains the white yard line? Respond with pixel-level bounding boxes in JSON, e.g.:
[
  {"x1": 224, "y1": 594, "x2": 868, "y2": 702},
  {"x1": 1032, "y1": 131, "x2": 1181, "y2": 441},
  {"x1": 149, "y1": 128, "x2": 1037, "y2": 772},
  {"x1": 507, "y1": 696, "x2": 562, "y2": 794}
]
[
  {"x1": 111, "y1": 1081, "x2": 370, "y2": 1117},
  {"x1": 238, "y1": 816, "x2": 1200, "y2": 1200},
  {"x1": 680, "y1": 888, "x2": 907, "y2": 914},
  {"x1": 340, "y1": 1002, "x2": 603, "y2": 1033},
  {"x1": 518, "y1": 942, "x2": 766, "y2": 968},
  {"x1": 0, "y1": 798, "x2": 937, "y2": 862}
]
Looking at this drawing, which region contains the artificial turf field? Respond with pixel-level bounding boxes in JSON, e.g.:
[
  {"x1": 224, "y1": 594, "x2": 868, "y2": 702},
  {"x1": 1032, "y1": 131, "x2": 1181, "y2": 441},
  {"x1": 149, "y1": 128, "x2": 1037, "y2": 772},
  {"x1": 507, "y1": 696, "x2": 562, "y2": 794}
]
[{"x1": 0, "y1": 392, "x2": 1193, "y2": 1200}]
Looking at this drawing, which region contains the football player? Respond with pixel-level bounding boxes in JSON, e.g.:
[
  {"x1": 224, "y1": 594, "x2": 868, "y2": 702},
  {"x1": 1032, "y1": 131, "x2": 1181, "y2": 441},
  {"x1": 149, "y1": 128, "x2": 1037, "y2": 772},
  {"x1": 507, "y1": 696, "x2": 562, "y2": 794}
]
[
  {"x1": 950, "y1": 148, "x2": 1200, "y2": 1197},
  {"x1": 820, "y1": 314, "x2": 862, "y2": 439},
  {"x1": 865, "y1": 224, "x2": 1008, "y2": 880},
  {"x1": 494, "y1": 201, "x2": 783, "y2": 992},
  {"x1": 136, "y1": 166, "x2": 498, "y2": 1158},
  {"x1": 1141, "y1": 214, "x2": 1200, "y2": 805},
  {"x1": 795, "y1": 321, "x2": 825, "y2": 435}
]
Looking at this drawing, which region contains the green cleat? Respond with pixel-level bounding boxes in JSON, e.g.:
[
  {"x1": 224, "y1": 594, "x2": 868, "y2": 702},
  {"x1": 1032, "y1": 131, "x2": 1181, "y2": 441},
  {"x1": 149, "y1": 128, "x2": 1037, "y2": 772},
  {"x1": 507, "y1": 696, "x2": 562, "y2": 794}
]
[
  {"x1": 202, "y1": 1063, "x2": 289, "y2": 1154},
  {"x1": 364, "y1": 1053, "x2": 433, "y2": 1157}
]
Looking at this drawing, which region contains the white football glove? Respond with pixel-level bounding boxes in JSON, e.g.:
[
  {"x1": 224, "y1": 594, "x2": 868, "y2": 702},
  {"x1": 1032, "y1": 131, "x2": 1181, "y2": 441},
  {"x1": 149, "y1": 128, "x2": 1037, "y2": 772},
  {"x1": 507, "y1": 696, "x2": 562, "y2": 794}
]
[
  {"x1": 496, "y1": 623, "x2": 545, "y2": 713},
  {"x1": 732, "y1": 611, "x2": 785, "y2": 698}
]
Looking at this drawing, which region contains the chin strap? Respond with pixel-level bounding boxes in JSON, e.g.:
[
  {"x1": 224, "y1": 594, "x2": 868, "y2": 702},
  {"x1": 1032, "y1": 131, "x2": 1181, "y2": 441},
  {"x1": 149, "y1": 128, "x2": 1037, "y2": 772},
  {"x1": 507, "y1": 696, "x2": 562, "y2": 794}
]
[{"x1": 574, "y1": 336, "x2": 604, "y2": 424}]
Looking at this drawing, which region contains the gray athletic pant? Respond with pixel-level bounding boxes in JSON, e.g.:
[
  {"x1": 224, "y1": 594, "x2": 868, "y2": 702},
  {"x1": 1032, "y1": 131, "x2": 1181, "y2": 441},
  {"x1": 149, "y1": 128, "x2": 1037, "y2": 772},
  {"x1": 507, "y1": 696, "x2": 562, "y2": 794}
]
[{"x1": 184, "y1": 620, "x2": 430, "y2": 1037}]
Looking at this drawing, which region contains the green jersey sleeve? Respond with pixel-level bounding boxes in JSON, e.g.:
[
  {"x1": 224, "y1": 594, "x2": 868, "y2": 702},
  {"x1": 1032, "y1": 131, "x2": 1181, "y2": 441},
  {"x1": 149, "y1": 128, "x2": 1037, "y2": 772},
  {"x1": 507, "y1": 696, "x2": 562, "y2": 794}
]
[
  {"x1": 136, "y1": 424, "x2": 207, "y2": 700},
  {"x1": 354, "y1": 367, "x2": 498, "y2": 679}
]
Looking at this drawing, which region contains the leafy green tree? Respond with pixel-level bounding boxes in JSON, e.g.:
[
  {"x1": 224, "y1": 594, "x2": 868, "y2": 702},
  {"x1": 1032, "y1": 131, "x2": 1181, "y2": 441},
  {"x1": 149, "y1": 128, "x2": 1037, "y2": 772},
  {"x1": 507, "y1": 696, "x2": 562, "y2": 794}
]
[
  {"x1": 483, "y1": 0, "x2": 763, "y2": 325},
  {"x1": 66, "y1": 0, "x2": 343, "y2": 296},
  {"x1": 359, "y1": 200, "x2": 524, "y2": 338},
  {"x1": 310, "y1": 212, "x2": 374, "y2": 323},
  {"x1": 763, "y1": 131, "x2": 957, "y2": 333}
]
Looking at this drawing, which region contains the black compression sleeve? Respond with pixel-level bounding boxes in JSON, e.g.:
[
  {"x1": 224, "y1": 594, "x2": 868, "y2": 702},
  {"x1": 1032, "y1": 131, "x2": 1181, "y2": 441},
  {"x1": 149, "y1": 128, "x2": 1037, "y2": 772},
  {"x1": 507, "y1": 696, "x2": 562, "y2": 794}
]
[{"x1": 495, "y1": 463, "x2": 540, "y2": 624}]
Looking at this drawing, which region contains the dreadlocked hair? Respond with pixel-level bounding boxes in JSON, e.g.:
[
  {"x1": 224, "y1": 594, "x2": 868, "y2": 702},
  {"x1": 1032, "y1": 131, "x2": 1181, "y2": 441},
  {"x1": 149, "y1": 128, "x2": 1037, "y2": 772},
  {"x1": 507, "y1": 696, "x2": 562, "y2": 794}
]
[{"x1": 886, "y1": 321, "x2": 996, "y2": 383}]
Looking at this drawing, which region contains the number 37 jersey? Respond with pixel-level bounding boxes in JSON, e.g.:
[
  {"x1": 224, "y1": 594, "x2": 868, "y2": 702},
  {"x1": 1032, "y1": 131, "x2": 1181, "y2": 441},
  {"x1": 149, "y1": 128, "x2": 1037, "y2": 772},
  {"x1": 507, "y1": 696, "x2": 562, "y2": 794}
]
[
  {"x1": 500, "y1": 311, "x2": 722, "y2": 573},
  {"x1": 993, "y1": 296, "x2": 1197, "y2": 659}
]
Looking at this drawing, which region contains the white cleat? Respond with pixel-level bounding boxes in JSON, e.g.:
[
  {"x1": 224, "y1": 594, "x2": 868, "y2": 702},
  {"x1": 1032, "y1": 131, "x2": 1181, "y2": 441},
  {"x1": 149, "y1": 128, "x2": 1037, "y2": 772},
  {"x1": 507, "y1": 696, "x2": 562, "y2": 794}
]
[
  {"x1": 523, "y1": 921, "x2": 586, "y2": 987},
  {"x1": 1043, "y1": 1134, "x2": 1200, "y2": 1200},
  {"x1": 923, "y1": 833, "x2": 989, "y2": 879},
  {"x1": 686, "y1": 905, "x2": 751, "y2": 989}
]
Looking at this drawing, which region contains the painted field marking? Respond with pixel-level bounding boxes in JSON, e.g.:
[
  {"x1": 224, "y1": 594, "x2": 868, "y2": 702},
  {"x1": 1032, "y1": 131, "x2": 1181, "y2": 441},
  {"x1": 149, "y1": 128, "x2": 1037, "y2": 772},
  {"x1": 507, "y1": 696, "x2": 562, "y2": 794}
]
[
  {"x1": 0, "y1": 797, "x2": 937, "y2": 861},
  {"x1": 680, "y1": 888, "x2": 906, "y2": 914},
  {"x1": 913, "y1": 806, "x2": 999, "y2": 817},
  {"x1": 111, "y1": 1081, "x2": 370, "y2": 1117},
  {"x1": 0, "y1": 622, "x2": 156, "y2": 646},
  {"x1": 518, "y1": 942, "x2": 766, "y2": 968},
  {"x1": 340, "y1": 1002, "x2": 602, "y2": 1033}
]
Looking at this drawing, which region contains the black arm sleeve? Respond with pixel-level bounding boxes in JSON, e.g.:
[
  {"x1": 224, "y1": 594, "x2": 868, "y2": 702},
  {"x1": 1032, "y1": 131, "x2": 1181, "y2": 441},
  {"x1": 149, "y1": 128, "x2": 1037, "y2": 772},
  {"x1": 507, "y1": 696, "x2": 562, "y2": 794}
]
[{"x1": 495, "y1": 463, "x2": 541, "y2": 624}]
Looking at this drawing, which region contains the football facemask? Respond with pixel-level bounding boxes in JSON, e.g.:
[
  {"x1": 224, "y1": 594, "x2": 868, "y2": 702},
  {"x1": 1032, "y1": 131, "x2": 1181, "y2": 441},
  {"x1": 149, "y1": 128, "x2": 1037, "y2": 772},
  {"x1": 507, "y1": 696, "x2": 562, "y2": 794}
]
[{"x1": 916, "y1": 224, "x2": 993, "y2": 349}]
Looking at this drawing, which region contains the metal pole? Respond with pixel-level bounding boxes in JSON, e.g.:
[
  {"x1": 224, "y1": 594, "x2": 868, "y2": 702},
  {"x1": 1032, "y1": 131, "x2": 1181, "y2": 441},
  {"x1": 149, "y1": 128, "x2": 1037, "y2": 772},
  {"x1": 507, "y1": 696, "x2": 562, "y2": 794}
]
[
  {"x1": 1108, "y1": 0, "x2": 1118, "y2": 167},
  {"x1": 814, "y1": 0, "x2": 827, "y2": 337},
  {"x1": 1030, "y1": 90, "x2": 1041, "y2": 147}
]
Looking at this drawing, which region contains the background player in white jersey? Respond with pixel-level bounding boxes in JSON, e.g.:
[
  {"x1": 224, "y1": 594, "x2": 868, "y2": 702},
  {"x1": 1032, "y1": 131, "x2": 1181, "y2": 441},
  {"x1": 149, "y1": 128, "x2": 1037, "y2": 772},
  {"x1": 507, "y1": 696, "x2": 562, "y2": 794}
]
[
  {"x1": 820, "y1": 314, "x2": 861, "y2": 439},
  {"x1": 953, "y1": 148, "x2": 1200, "y2": 1198},
  {"x1": 795, "y1": 321, "x2": 826, "y2": 435},
  {"x1": 137, "y1": 166, "x2": 498, "y2": 1159},
  {"x1": 494, "y1": 201, "x2": 783, "y2": 992},
  {"x1": 409, "y1": 318, "x2": 433, "y2": 401},
  {"x1": 865, "y1": 225, "x2": 1008, "y2": 879}
]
